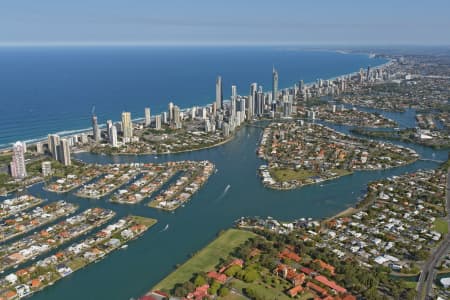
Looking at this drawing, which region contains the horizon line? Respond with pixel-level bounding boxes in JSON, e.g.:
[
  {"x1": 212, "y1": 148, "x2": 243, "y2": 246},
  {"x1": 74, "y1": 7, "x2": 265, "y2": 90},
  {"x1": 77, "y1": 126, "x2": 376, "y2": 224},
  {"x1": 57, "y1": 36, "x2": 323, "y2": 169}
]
[{"x1": 1, "y1": 41, "x2": 450, "y2": 48}]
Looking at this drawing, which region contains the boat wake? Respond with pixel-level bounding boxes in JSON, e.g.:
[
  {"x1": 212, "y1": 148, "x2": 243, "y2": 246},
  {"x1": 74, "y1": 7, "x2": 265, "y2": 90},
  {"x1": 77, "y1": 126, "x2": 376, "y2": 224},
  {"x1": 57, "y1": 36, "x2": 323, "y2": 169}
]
[
  {"x1": 160, "y1": 224, "x2": 169, "y2": 232},
  {"x1": 214, "y1": 184, "x2": 231, "y2": 202}
]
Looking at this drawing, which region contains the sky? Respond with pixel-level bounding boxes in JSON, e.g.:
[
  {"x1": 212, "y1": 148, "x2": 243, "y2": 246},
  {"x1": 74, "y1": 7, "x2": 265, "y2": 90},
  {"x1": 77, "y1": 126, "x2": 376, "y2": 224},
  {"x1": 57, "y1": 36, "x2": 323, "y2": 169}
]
[{"x1": 1, "y1": 0, "x2": 449, "y2": 46}]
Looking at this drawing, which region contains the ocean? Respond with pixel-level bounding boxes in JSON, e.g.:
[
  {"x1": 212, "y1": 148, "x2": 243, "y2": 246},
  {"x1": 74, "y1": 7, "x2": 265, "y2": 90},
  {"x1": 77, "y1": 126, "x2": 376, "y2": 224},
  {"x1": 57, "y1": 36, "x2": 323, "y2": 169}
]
[{"x1": 0, "y1": 46, "x2": 386, "y2": 148}]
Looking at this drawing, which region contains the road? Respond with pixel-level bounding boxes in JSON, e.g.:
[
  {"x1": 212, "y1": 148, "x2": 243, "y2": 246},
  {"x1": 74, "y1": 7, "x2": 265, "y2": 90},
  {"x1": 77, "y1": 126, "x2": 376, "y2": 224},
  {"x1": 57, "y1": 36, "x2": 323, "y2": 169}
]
[{"x1": 416, "y1": 168, "x2": 450, "y2": 299}]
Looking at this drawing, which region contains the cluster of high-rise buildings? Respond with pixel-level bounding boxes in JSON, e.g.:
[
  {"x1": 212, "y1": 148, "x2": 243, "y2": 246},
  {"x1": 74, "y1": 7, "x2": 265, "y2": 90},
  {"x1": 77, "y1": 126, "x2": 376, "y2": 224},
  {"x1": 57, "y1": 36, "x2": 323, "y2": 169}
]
[
  {"x1": 47, "y1": 134, "x2": 71, "y2": 166},
  {"x1": 8, "y1": 65, "x2": 388, "y2": 180}
]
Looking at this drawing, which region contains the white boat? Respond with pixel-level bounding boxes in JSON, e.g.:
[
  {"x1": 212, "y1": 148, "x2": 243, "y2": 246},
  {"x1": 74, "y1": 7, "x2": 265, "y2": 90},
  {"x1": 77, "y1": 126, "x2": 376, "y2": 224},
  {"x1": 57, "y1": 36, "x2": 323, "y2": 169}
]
[{"x1": 121, "y1": 244, "x2": 128, "y2": 249}]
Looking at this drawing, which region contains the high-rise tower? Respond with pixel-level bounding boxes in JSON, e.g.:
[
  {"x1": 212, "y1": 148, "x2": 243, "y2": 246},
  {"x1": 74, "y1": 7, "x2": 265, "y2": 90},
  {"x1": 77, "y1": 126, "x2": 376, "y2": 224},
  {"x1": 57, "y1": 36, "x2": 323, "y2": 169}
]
[
  {"x1": 216, "y1": 76, "x2": 223, "y2": 109},
  {"x1": 92, "y1": 115, "x2": 100, "y2": 142},
  {"x1": 144, "y1": 107, "x2": 151, "y2": 126},
  {"x1": 272, "y1": 66, "x2": 278, "y2": 101},
  {"x1": 121, "y1": 112, "x2": 133, "y2": 141},
  {"x1": 10, "y1": 141, "x2": 27, "y2": 179}
]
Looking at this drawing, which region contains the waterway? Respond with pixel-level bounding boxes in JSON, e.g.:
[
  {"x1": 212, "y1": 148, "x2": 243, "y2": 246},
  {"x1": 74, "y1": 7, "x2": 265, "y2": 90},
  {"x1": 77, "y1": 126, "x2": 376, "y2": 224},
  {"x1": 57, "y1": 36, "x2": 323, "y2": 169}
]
[{"x1": 1, "y1": 106, "x2": 440, "y2": 299}]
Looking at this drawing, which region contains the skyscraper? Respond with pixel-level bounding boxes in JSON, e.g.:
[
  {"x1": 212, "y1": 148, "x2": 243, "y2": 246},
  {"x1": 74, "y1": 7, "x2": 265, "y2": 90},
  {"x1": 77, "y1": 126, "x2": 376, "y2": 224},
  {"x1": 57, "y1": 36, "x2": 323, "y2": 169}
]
[
  {"x1": 59, "y1": 138, "x2": 71, "y2": 166},
  {"x1": 110, "y1": 125, "x2": 118, "y2": 147},
  {"x1": 10, "y1": 141, "x2": 27, "y2": 179},
  {"x1": 250, "y1": 83, "x2": 258, "y2": 116},
  {"x1": 216, "y1": 76, "x2": 223, "y2": 109},
  {"x1": 47, "y1": 134, "x2": 60, "y2": 160},
  {"x1": 92, "y1": 115, "x2": 101, "y2": 142},
  {"x1": 155, "y1": 115, "x2": 162, "y2": 130},
  {"x1": 121, "y1": 112, "x2": 133, "y2": 141},
  {"x1": 272, "y1": 66, "x2": 278, "y2": 101},
  {"x1": 173, "y1": 105, "x2": 182, "y2": 129},
  {"x1": 256, "y1": 90, "x2": 264, "y2": 116},
  {"x1": 106, "y1": 120, "x2": 113, "y2": 139},
  {"x1": 247, "y1": 95, "x2": 253, "y2": 120},
  {"x1": 168, "y1": 102, "x2": 174, "y2": 122},
  {"x1": 144, "y1": 107, "x2": 151, "y2": 126},
  {"x1": 231, "y1": 85, "x2": 237, "y2": 117}
]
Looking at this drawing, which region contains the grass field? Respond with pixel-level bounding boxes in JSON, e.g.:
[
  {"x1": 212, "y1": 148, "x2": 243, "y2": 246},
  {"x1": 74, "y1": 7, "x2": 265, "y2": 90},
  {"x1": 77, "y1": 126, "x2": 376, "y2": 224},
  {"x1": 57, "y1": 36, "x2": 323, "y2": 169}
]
[
  {"x1": 231, "y1": 278, "x2": 314, "y2": 300},
  {"x1": 153, "y1": 229, "x2": 257, "y2": 292},
  {"x1": 271, "y1": 168, "x2": 316, "y2": 182},
  {"x1": 433, "y1": 218, "x2": 449, "y2": 234},
  {"x1": 270, "y1": 168, "x2": 352, "y2": 183},
  {"x1": 131, "y1": 216, "x2": 158, "y2": 227}
]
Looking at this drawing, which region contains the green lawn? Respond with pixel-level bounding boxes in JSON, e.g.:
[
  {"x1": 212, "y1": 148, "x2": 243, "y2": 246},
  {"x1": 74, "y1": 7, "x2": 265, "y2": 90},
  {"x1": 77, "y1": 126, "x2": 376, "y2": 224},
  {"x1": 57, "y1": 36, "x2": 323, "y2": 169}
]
[
  {"x1": 220, "y1": 293, "x2": 248, "y2": 300},
  {"x1": 231, "y1": 278, "x2": 314, "y2": 300},
  {"x1": 153, "y1": 229, "x2": 257, "y2": 292},
  {"x1": 131, "y1": 216, "x2": 158, "y2": 227},
  {"x1": 270, "y1": 168, "x2": 352, "y2": 182},
  {"x1": 270, "y1": 168, "x2": 316, "y2": 182},
  {"x1": 433, "y1": 218, "x2": 449, "y2": 234}
]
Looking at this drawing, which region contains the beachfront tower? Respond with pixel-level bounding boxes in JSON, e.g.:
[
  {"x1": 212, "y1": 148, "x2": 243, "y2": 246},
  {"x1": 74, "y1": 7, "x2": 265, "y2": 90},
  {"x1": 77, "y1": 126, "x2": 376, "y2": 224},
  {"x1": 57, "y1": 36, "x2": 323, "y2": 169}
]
[
  {"x1": 216, "y1": 76, "x2": 223, "y2": 110},
  {"x1": 231, "y1": 85, "x2": 237, "y2": 117},
  {"x1": 272, "y1": 66, "x2": 278, "y2": 101},
  {"x1": 47, "y1": 134, "x2": 60, "y2": 160},
  {"x1": 110, "y1": 125, "x2": 118, "y2": 147},
  {"x1": 121, "y1": 112, "x2": 133, "y2": 142},
  {"x1": 250, "y1": 83, "x2": 258, "y2": 116},
  {"x1": 92, "y1": 114, "x2": 101, "y2": 142},
  {"x1": 59, "y1": 138, "x2": 71, "y2": 166},
  {"x1": 145, "y1": 107, "x2": 151, "y2": 127},
  {"x1": 10, "y1": 141, "x2": 27, "y2": 179},
  {"x1": 155, "y1": 115, "x2": 162, "y2": 130}
]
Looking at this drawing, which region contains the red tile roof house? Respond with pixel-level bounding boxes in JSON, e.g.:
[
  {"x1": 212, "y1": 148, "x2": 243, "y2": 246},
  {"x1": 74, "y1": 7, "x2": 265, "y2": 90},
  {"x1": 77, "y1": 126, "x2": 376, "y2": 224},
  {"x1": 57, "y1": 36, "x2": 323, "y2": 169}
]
[
  {"x1": 288, "y1": 273, "x2": 305, "y2": 286},
  {"x1": 299, "y1": 266, "x2": 315, "y2": 276},
  {"x1": 186, "y1": 284, "x2": 209, "y2": 300},
  {"x1": 336, "y1": 294, "x2": 357, "y2": 300},
  {"x1": 279, "y1": 249, "x2": 302, "y2": 262},
  {"x1": 218, "y1": 258, "x2": 244, "y2": 273},
  {"x1": 287, "y1": 285, "x2": 304, "y2": 297},
  {"x1": 306, "y1": 281, "x2": 329, "y2": 298},
  {"x1": 207, "y1": 271, "x2": 227, "y2": 284},
  {"x1": 313, "y1": 259, "x2": 336, "y2": 275},
  {"x1": 314, "y1": 275, "x2": 347, "y2": 294},
  {"x1": 273, "y1": 264, "x2": 305, "y2": 286}
]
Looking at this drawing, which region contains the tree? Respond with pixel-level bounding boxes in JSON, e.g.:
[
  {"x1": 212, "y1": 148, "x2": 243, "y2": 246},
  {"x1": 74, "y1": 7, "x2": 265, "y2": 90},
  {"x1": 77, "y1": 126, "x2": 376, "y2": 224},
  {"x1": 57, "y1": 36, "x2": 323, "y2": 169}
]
[
  {"x1": 208, "y1": 280, "x2": 221, "y2": 295},
  {"x1": 224, "y1": 265, "x2": 241, "y2": 277},
  {"x1": 193, "y1": 274, "x2": 207, "y2": 287},
  {"x1": 172, "y1": 281, "x2": 195, "y2": 297},
  {"x1": 243, "y1": 269, "x2": 260, "y2": 283},
  {"x1": 218, "y1": 286, "x2": 230, "y2": 297}
]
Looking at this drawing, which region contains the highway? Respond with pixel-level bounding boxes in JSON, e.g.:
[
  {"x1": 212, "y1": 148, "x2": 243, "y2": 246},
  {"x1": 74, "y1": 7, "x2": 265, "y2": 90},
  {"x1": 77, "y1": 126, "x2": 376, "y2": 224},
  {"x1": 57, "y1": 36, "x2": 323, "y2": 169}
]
[{"x1": 416, "y1": 168, "x2": 450, "y2": 299}]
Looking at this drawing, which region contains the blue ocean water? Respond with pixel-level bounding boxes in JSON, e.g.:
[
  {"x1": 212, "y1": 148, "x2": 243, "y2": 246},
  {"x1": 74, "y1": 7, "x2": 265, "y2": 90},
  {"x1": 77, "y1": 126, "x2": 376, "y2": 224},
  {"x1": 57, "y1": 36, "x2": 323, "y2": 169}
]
[{"x1": 0, "y1": 46, "x2": 386, "y2": 147}]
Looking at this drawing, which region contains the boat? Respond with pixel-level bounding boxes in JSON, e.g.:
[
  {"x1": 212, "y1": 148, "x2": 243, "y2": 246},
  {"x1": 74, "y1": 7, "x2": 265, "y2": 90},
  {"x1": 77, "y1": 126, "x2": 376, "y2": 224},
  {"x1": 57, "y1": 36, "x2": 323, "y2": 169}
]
[
  {"x1": 121, "y1": 244, "x2": 128, "y2": 249},
  {"x1": 162, "y1": 224, "x2": 169, "y2": 232},
  {"x1": 224, "y1": 184, "x2": 231, "y2": 193}
]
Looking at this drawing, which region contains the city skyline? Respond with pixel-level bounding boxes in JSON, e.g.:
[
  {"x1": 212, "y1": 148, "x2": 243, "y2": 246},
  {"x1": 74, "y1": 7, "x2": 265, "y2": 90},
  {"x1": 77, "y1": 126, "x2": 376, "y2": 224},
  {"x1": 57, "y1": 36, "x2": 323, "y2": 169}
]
[{"x1": 1, "y1": 0, "x2": 450, "y2": 46}]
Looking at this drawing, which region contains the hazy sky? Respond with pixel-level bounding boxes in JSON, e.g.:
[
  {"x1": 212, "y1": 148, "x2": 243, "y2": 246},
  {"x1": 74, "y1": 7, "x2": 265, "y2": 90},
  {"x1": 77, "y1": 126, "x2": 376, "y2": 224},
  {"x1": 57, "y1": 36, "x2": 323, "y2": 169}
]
[{"x1": 1, "y1": 0, "x2": 449, "y2": 46}]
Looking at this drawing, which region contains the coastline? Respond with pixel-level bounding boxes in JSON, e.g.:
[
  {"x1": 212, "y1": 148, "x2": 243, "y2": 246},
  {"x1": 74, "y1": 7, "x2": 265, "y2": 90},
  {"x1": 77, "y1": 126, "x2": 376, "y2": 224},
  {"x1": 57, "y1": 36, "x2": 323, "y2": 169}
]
[{"x1": 0, "y1": 52, "x2": 389, "y2": 153}]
